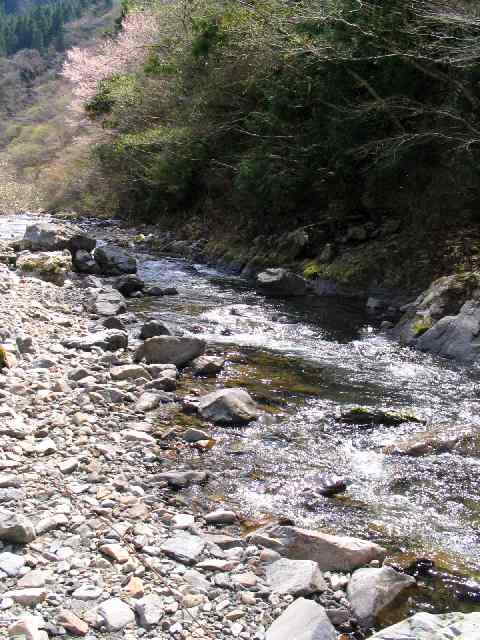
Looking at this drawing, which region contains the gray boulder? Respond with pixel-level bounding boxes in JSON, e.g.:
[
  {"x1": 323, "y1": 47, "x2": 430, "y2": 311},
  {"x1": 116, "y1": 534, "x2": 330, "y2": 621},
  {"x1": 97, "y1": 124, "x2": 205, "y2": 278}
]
[
  {"x1": 266, "y1": 597, "x2": 336, "y2": 640},
  {"x1": 22, "y1": 223, "x2": 95, "y2": 254},
  {"x1": 73, "y1": 250, "x2": 99, "y2": 274},
  {"x1": 256, "y1": 268, "x2": 308, "y2": 297},
  {"x1": 257, "y1": 525, "x2": 386, "y2": 571},
  {"x1": 266, "y1": 558, "x2": 327, "y2": 596},
  {"x1": 63, "y1": 330, "x2": 128, "y2": 352},
  {"x1": 0, "y1": 510, "x2": 36, "y2": 544},
  {"x1": 347, "y1": 566, "x2": 416, "y2": 628},
  {"x1": 198, "y1": 388, "x2": 259, "y2": 424},
  {"x1": 84, "y1": 287, "x2": 126, "y2": 316},
  {"x1": 368, "y1": 611, "x2": 480, "y2": 640},
  {"x1": 114, "y1": 274, "x2": 145, "y2": 296},
  {"x1": 140, "y1": 320, "x2": 173, "y2": 339},
  {"x1": 198, "y1": 389, "x2": 260, "y2": 424},
  {"x1": 135, "y1": 336, "x2": 205, "y2": 367},
  {"x1": 94, "y1": 245, "x2": 137, "y2": 276},
  {"x1": 155, "y1": 470, "x2": 209, "y2": 489}
]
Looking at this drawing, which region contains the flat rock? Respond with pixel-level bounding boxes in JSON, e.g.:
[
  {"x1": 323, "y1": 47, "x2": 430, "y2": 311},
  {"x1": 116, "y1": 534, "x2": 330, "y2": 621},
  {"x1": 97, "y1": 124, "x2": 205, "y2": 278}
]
[
  {"x1": 347, "y1": 566, "x2": 416, "y2": 627},
  {"x1": 192, "y1": 355, "x2": 225, "y2": 376},
  {"x1": 57, "y1": 609, "x2": 89, "y2": 636},
  {"x1": 262, "y1": 525, "x2": 386, "y2": 571},
  {"x1": 110, "y1": 364, "x2": 151, "y2": 382},
  {"x1": 97, "y1": 598, "x2": 135, "y2": 631},
  {"x1": 135, "y1": 336, "x2": 205, "y2": 367},
  {"x1": 198, "y1": 388, "x2": 259, "y2": 424},
  {"x1": 266, "y1": 558, "x2": 327, "y2": 596},
  {"x1": 266, "y1": 597, "x2": 337, "y2": 640},
  {"x1": 63, "y1": 330, "x2": 128, "y2": 352},
  {"x1": 0, "y1": 551, "x2": 25, "y2": 576},
  {"x1": 135, "y1": 594, "x2": 163, "y2": 629},
  {"x1": 155, "y1": 470, "x2": 208, "y2": 489},
  {"x1": 369, "y1": 611, "x2": 480, "y2": 639},
  {"x1": 161, "y1": 532, "x2": 206, "y2": 564},
  {"x1": 84, "y1": 287, "x2": 127, "y2": 316}
]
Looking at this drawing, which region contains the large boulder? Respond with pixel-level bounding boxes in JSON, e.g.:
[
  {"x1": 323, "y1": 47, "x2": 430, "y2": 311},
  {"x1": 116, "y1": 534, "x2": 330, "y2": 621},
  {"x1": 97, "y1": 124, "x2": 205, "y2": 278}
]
[
  {"x1": 347, "y1": 566, "x2": 416, "y2": 628},
  {"x1": 63, "y1": 330, "x2": 128, "y2": 352},
  {"x1": 84, "y1": 287, "x2": 127, "y2": 317},
  {"x1": 392, "y1": 273, "x2": 480, "y2": 361},
  {"x1": 134, "y1": 336, "x2": 205, "y2": 367},
  {"x1": 94, "y1": 245, "x2": 137, "y2": 276},
  {"x1": 16, "y1": 250, "x2": 72, "y2": 286},
  {"x1": 266, "y1": 598, "x2": 336, "y2": 640},
  {"x1": 256, "y1": 525, "x2": 386, "y2": 571},
  {"x1": 266, "y1": 558, "x2": 327, "y2": 596},
  {"x1": 384, "y1": 424, "x2": 480, "y2": 457},
  {"x1": 73, "y1": 250, "x2": 99, "y2": 274},
  {"x1": 22, "y1": 223, "x2": 95, "y2": 253},
  {"x1": 368, "y1": 612, "x2": 480, "y2": 640},
  {"x1": 114, "y1": 274, "x2": 145, "y2": 296},
  {"x1": 256, "y1": 268, "x2": 308, "y2": 297},
  {"x1": 139, "y1": 320, "x2": 173, "y2": 339},
  {"x1": 198, "y1": 388, "x2": 259, "y2": 424}
]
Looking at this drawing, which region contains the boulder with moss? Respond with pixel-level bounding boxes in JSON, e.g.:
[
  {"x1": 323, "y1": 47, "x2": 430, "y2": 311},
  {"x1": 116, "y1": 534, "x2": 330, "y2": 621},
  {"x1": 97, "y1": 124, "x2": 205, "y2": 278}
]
[{"x1": 16, "y1": 250, "x2": 72, "y2": 286}]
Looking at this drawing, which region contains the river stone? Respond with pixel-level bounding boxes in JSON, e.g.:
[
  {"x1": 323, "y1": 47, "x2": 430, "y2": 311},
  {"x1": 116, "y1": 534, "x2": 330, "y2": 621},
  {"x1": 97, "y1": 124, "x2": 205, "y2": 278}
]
[
  {"x1": 156, "y1": 470, "x2": 208, "y2": 489},
  {"x1": 94, "y1": 245, "x2": 137, "y2": 276},
  {"x1": 62, "y1": 330, "x2": 128, "y2": 352},
  {"x1": 97, "y1": 597, "x2": 135, "y2": 631},
  {"x1": 266, "y1": 597, "x2": 336, "y2": 640},
  {"x1": 22, "y1": 223, "x2": 72, "y2": 251},
  {"x1": 256, "y1": 268, "x2": 308, "y2": 297},
  {"x1": 110, "y1": 364, "x2": 151, "y2": 382},
  {"x1": 347, "y1": 566, "x2": 416, "y2": 627},
  {"x1": 384, "y1": 425, "x2": 480, "y2": 457},
  {"x1": 139, "y1": 320, "x2": 173, "y2": 339},
  {"x1": 0, "y1": 551, "x2": 25, "y2": 576},
  {"x1": 266, "y1": 558, "x2": 327, "y2": 596},
  {"x1": 73, "y1": 249, "x2": 99, "y2": 275},
  {"x1": 84, "y1": 287, "x2": 127, "y2": 316},
  {"x1": 262, "y1": 525, "x2": 386, "y2": 571},
  {"x1": 198, "y1": 388, "x2": 259, "y2": 424},
  {"x1": 114, "y1": 274, "x2": 145, "y2": 296},
  {"x1": 311, "y1": 473, "x2": 347, "y2": 497},
  {"x1": 135, "y1": 594, "x2": 163, "y2": 629},
  {"x1": 135, "y1": 336, "x2": 205, "y2": 366},
  {"x1": 102, "y1": 316, "x2": 125, "y2": 330},
  {"x1": 368, "y1": 611, "x2": 480, "y2": 639},
  {"x1": 17, "y1": 250, "x2": 72, "y2": 286},
  {"x1": 161, "y1": 532, "x2": 206, "y2": 564},
  {"x1": 0, "y1": 510, "x2": 35, "y2": 544},
  {"x1": 192, "y1": 355, "x2": 225, "y2": 376}
]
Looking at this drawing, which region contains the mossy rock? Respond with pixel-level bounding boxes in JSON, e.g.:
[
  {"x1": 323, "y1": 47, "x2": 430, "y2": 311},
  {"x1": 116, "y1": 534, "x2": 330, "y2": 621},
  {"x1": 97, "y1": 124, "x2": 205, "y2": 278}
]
[
  {"x1": 339, "y1": 407, "x2": 424, "y2": 427},
  {"x1": 412, "y1": 317, "x2": 433, "y2": 337}
]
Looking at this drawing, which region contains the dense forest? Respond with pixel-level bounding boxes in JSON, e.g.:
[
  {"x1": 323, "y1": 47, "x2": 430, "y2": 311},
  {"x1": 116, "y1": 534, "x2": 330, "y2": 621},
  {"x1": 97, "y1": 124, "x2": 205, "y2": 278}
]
[{"x1": 0, "y1": 0, "x2": 112, "y2": 56}]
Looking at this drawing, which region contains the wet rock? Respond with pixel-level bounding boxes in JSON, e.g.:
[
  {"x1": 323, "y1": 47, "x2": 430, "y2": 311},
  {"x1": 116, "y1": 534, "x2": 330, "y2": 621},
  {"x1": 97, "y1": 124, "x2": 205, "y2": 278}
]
[
  {"x1": 97, "y1": 597, "x2": 135, "y2": 631},
  {"x1": 102, "y1": 316, "x2": 125, "y2": 330},
  {"x1": 135, "y1": 336, "x2": 205, "y2": 367},
  {"x1": 73, "y1": 250, "x2": 99, "y2": 275},
  {"x1": 347, "y1": 566, "x2": 416, "y2": 628},
  {"x1": 0, "y1": 510, "x2": 35, "y2": 544},
  {"x1": 384, "y1": 425, "x2": 480, "y2": 457},
  {"x1": 198, "y1": 388, "x2": 259, "y2": 424},
  {"x1": 139, "y1": 320, "x2": 173, "y2": 339},
  {"x1": 266, "y1": 597, "x2": 336, "y2": 640},
  {"x1": 256, "y1": 268, "x2": 308, "y2": 297},
  {"x1": 182, "y1": 428, "x2": 211, "y2": 443},
  {"x1": 135, "y1": 593, "x2": 163, "y2": 629},
  {"x1": 94, "y1": 245, "x2": 137, "y2": 276},
  {"x1": 368, "y1": 611, "x2": 480, "y2": 639},
  {"x1": 310, "y1": 473, "x2": 347, "y2": 497},
  {"x1": 161, "y1": 532, "x2": 206, "y2": 564},
  {"x1": 261, "y1": 525, "x2": 386, "y2": 571},
  {"x1": 84, "y1": 287, "x2": 127, "y2": 316},
  {"x1": 266, "y1": 558, "x2": 327, "y2": 596},
  {"x1": 114, "y1": 274, "x2": 145, "y2": 296},
  {"x1": 205, "y1": 510, "x2": 237, "y2": 525},
  {"x1": 155, "y1": 470, "x2": 208, "y2": 489},
  {"x1": 192, "y1": 355, "x2": 225, "y2": 376},
  {"x1": 339, "y1": 407, "x2": 424, "y2": 427},
  {"x1": 63, "y1": 330, "x2": 128, "y2": 352}
]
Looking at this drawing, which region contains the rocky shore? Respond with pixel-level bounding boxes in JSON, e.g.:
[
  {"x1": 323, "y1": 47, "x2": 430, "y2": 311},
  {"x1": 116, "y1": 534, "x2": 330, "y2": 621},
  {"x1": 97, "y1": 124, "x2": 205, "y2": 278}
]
[{"x1": 0, "y1": 219, "x2": 479, "y2": 640}]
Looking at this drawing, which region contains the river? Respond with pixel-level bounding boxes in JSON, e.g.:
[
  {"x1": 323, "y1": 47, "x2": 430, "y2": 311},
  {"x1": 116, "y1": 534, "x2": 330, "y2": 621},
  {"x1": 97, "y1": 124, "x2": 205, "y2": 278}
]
[{"x1": 3, "y1": 212, "x2": 480, "y2": 621}]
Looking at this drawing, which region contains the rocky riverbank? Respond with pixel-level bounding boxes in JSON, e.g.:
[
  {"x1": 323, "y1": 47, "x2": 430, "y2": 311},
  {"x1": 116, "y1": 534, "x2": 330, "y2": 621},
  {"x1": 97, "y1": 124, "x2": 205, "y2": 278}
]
[{"x1": 0, "y1": 218, "x2": 479, "y2": 640}]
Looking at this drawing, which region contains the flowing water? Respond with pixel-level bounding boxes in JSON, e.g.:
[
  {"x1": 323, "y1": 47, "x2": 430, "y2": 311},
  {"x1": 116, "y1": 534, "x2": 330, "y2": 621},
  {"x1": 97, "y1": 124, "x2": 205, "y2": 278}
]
[{"x1": 3, "y1": 213, "x2": 480, "y2": 619}]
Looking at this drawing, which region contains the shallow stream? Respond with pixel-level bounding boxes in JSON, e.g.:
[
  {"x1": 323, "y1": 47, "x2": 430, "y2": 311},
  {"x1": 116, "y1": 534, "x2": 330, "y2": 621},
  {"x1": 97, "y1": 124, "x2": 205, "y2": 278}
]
[{"x1": 3, "y1": 213, "x2": 480, "y2": 622}]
